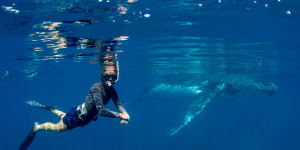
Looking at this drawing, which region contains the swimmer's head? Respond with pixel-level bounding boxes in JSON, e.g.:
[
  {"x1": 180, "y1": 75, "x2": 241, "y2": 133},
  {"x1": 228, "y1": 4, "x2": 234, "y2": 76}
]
[{"x1": 101, "y1": 73, "x2": 118, "y2": 87}]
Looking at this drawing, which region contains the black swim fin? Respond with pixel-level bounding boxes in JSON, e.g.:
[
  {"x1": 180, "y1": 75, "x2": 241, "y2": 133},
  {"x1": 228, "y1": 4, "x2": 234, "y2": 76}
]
[
  {"x1": 26, "y1": 100, "x2": 55, "y2": 111},
  {"x1": 19, "y1": 126, "x2": 37, "y2": 150}
]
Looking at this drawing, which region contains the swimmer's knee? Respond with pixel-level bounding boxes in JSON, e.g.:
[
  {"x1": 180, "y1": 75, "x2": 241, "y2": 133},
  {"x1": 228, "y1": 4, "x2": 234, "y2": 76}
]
[
  {"x1": 55, "y1": 127, "x2": 67, "y2": 133},
  {"x1": 33, "y1": 122, "x2": 39, "y2": 132},
  {"x1": 59, "y1": 113, "x2": 66, "y2": 119},
  {"x1": 55, "y1": 126, "x2": 68, "y2": 133},
  {"x1": 51, "y1": 109, "x2": 66, "y2": 118}
]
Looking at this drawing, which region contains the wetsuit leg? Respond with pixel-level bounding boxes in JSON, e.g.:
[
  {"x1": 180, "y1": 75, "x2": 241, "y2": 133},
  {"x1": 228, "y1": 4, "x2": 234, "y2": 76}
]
[{"x1": 35, "y1": 119, "x2": 68, "y2": 133}]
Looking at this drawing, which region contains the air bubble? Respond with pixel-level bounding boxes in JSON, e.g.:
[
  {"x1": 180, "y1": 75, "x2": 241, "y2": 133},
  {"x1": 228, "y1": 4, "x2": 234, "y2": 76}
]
[
  {"x1": 264, "y1": 4, "x2": 268, "y2": 7},
  {"x1": 144, "y1": 14, "x2": 150, "y2": 18}
]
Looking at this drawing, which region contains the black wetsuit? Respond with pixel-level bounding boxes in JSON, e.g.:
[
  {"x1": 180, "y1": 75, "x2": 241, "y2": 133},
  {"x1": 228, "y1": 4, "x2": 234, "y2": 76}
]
[{"x1": 63, "y1": 82, "x2": 127, "y2": 129}]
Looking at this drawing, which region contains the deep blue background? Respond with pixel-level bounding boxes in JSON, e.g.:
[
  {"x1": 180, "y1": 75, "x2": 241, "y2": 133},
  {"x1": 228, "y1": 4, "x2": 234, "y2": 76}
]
[{"x1": 1, "y1": 0, "x2": 300, "y2": 150}]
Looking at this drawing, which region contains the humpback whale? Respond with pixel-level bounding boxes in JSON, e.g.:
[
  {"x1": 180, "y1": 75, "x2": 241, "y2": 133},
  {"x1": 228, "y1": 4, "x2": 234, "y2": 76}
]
[{"x1": 138, "y1": 77, "x2": 277, "y2": 136}]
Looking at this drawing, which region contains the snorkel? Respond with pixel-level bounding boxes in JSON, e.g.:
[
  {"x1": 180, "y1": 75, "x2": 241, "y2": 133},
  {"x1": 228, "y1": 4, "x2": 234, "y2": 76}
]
[
  {"x1": 102, "y1": 73, "x2": 118, "y2": 87},
  {"x1": 99, "y1": 39, "x2": 120, "y2": 87}
]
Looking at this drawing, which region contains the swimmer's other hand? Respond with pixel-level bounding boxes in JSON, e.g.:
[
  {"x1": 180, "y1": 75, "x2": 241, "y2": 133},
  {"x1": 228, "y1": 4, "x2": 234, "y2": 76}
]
[
  {"x1": 119, "y1": 112, "x2": 130, "y2": 121},
  {"x1": 120, "y1": 119, "x2": 128, "y2": 125}
]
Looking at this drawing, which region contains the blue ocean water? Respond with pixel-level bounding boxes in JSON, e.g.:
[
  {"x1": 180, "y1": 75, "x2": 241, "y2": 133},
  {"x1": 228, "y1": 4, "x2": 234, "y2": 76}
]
[{"x1": 1, "y1": 0, "x2": 300, "y2": 150}]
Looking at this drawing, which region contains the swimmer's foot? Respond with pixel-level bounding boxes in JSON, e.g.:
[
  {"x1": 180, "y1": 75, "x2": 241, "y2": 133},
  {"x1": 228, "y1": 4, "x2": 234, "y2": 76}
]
[
  {"x1": 26, "y1": 100, "x2": 55, "y2": 111},
  {"x1": 19, "y1": 123, "x2": 38, "y2": 150},
  {"x1": 33, "y1": 122, "x2": 39, "y2": 132}
]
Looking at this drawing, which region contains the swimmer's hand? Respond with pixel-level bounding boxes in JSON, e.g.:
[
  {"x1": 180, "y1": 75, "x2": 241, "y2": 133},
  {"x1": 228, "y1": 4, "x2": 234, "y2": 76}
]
[
  {"x1": 120, "y1": 119, "x2": 128, "y2": 125},
  {"x1": 119, "y1": 113, "x2": 130, "y2": 125},
  {"x1": 119, "y1": 112, "x2": 130, "y2": 120}
]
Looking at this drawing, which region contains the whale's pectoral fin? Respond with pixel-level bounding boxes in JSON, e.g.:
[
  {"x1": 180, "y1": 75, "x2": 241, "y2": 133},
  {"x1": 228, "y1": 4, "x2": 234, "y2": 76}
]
[{"x1": 168, "y1": 96, "x2": 213, "y2": 136}]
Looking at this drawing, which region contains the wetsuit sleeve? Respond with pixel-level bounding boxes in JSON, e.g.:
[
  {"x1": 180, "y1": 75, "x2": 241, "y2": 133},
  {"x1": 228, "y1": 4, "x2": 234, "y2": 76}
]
[
  {"x1": 111, "y1": 87, "x2": 127, "y2": 114},
  {"x1": 90, "y1": 85, "x2": 120, "y2": 118},
  {"x1": 99, "y1": 108, "x2": 120, "y2": 118}
]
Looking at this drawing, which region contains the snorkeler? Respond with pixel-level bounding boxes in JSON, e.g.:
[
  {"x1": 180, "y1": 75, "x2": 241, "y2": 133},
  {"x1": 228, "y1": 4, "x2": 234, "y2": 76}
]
[{"x1": 19, "y1": 40, "x2": 130, "y2": 150}]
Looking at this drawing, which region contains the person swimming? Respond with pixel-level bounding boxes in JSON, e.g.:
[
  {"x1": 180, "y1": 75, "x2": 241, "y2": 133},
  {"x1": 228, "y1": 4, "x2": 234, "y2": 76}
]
[{"x1": 19, "y1": 39, "x2": 130, "y2": 150}]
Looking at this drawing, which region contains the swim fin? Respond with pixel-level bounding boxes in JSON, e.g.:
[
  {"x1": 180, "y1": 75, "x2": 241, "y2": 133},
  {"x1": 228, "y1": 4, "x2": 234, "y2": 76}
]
[
  {"x1": 26, "y1": 100, "x2": 55, "y2": 111},
  {"x1": 19, "y1": 125, "x2": 37, "y2": 150}
]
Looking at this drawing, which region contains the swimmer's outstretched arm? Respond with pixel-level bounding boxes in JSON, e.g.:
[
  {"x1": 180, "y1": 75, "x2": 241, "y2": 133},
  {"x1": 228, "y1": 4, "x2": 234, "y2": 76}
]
[
  {"x1": 98, "y1": 106, "x2": 121, "y2": 118},
  {"x1": 89, "y1": 85, "x2": 129, "y2": 123},
  {"x1": 88, "y1": 85, "x2": 121, "y2": 118},
  {"x1": 111, "y1": 86, "x2": 128, "y2": 114},
  {"x1": 95, "y1": 103, "x2": 129, "y2": 125},
  {"x1": 111, "y1": 87, "x2": 130, "y2": 124},
  {"x1": 89, "y1": 95, "x2": 121, "y2": 118}
]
